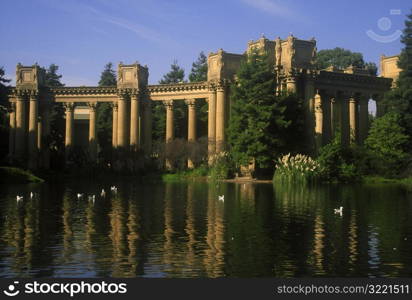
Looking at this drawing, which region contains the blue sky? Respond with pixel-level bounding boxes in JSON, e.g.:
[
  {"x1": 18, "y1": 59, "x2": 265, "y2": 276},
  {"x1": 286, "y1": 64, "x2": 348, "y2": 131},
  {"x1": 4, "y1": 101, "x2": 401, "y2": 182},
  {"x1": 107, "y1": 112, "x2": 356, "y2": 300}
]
[{"x1": 0, "y1": 0, "x2": 409, "y2": 85}]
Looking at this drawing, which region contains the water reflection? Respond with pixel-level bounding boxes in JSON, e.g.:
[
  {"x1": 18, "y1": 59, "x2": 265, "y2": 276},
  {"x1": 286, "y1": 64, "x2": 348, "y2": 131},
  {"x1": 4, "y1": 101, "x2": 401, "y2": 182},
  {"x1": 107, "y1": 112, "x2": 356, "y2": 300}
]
[{"x1": 0, "y1": 181, "x2": 411, "y2": 278}]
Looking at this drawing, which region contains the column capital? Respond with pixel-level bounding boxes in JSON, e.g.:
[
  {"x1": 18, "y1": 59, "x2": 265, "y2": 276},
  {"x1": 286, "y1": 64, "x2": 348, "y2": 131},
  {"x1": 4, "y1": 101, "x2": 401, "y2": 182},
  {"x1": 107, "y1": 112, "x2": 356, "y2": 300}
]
[
  {"x1": 110, "y1": 102, "x2": 118, "y2": 110},
  {"x1": 185, "y1": 99, "x2": 196, "y2": 106},
  {"x1": 208, "y1": 81, "x2": 217, "y2": 92},
  {"x1": 216, "y1": 79, "x2": 228, "y2": 91},
  {"x1": 64, "y1": 102, "x2": 75, "y2": 112},
  {"x1": 130, "y1": 89, "x2": 141, "y2": 100},
  {"x1": 87, "y1": 102, "x2": 97, "y2": 110},
  {"x1": 163, "y1": 100, "x2": 174, "y2": 109},
  {"x1": 29, "y1": 93, "x2": 38, "y2": 101}
]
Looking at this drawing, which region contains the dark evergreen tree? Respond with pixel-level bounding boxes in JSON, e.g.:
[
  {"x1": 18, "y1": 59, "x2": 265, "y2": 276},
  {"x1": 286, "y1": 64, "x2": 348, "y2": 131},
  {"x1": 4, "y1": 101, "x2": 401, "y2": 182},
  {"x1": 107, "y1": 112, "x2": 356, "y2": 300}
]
[
  {"x1": 0, "y1": 67, "x2": 11, "y2": 160},
  {"x1": 154, "y1": 60, "x2": 187, "y2": 142},
  {"x1": 189, "y1": 51, "x2": 208, "y2": 138},
  {"x1": 382, "y1": 10, "x2": 412, "y2": 145},
  {"x1": 44, "y1": 64, "x2": 64, "y2": 87},
  {"x1": 97, "y1": 63, "x2": 116, "y2": 163},
  {"x1": 227, "y1": 51, "x2": 289, "y2": 170},
  {"x1": 189, "y1": 51, "x2": 207, "y2": 82},
  {"x1": 41, "y1": 64, "x2": 65, "y2": 168},
  {"x1": 365, "y1": 112, "x2": 409, "y2": 177},
  {"x1": 98, "y1": 62, "x2": 117, "y2": 86},
  {"x1": 159, "y1": 60, "x2": 185, "y2": 84}
]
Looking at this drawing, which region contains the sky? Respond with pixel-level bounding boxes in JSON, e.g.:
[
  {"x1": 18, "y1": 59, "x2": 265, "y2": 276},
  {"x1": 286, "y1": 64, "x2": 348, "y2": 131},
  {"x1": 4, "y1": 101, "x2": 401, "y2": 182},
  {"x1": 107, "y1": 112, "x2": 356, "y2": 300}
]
[{"x1": 0, "y1": 0, "x2": 409, "y2": 86}]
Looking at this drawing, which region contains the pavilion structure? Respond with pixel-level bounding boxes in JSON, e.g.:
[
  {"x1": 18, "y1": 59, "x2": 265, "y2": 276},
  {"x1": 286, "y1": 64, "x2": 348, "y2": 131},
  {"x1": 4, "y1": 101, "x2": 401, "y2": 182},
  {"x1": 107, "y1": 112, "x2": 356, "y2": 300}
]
[{"x1": 7, "y1": 34, "x2": 395, "y2": 169}]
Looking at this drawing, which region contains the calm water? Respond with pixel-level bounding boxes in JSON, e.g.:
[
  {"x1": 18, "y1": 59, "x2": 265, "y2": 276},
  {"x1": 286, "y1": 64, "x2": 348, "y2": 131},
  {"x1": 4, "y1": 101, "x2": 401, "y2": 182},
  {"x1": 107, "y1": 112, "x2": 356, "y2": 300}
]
[{"x1": 0, "y1": 180, "x2": 411, "y2": 278}]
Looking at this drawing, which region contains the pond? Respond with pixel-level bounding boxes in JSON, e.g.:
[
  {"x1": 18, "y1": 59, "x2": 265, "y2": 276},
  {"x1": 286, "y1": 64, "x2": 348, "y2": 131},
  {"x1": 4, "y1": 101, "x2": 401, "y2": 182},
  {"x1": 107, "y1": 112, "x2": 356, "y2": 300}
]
[{"x1": 0, "y1": 180, "x2": 411, "y2": 278}]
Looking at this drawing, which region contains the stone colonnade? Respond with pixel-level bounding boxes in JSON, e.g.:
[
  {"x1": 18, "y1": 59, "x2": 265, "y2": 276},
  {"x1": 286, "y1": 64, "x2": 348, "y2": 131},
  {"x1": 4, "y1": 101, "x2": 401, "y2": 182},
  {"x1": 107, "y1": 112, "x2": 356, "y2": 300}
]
[
  {"x1": 60, "y1": 91, "x2": 153, "y2": 163},
  {"x1": 158, "y1": 81, "x2": 227, "y2": 169},
  {"x1": 313, "y1": 90, "x2": 383, "y2": 148},
  {"x1": 8, "y1": 92, "x2": 51, "y2": 168}
]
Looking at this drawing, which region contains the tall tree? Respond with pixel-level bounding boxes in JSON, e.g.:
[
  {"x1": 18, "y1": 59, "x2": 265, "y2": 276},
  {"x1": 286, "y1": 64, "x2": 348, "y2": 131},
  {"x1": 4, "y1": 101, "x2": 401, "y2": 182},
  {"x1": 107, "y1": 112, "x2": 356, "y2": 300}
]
[
  {"x1": 189, "y1": 51, "x2": 207, "y2": 82},
  {"x1": 227, "y1": 51, "x2": 289, "y2": 171},
  {"x1": 159, "y1": 60, "x2": 185, "y2": 84},
  {"x1": 97, "y1": 63, "x2": 116, "y2": 163},
  {"x1": 44, "y1": 64, "x2": 64, "y2": 87},
  {"x1": 382, "y1": 10, "x2": 412, "y2": 146},
  {"x1": 0, "y1": 67, "x2": 11, "y2": 161},
  {"x1": 189, "y1": 52, "x2": 209, "y2": 138},
  {"x1": 98, "y1": 62, "x2": 117, "y2": 86},
  {"x1": 41, "y1": 64, "x2": 65, "y2": 168},
  {"x1": 316, "y1": 47, "x2": 377, "y2": 75},
  {"x1": 153, "y1": 60, "x2": 187, "y2": 142},
  {"x1": 365, "y1": 112, "x2": 409, "y2": 177}
]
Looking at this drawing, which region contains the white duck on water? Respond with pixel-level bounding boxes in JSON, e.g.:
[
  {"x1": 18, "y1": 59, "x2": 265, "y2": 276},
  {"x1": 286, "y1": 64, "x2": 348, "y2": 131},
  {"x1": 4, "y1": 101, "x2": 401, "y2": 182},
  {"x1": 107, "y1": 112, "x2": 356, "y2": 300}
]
[{"x1": 334, "y1": 206, "x2": 343, "y2": 215}]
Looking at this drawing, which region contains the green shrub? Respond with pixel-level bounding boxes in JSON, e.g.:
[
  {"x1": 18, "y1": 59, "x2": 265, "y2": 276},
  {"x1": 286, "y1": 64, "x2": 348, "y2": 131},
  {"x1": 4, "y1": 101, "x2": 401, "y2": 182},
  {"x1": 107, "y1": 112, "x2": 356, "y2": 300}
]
[
  {"x1": 208, "y1": 151, "x2": 234, "y2": 180},
  {"x1": 316, "y1": 132, "x2": 362, "y2": 183},
  {"x1": 364, "y1": 112, "x2": 410, "y2": 177}
]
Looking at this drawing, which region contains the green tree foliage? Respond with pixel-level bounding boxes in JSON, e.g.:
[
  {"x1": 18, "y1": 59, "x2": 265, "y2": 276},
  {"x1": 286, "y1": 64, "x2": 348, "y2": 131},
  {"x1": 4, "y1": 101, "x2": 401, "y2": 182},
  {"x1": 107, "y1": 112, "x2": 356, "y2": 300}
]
[
  {"x1": 43, "y1": 64, "x2": 64, "y2": 87},
  {"x1": 153, "y1": 60, "x2": 187, "y2": 142},
  {"x1": 316, "y1": 47, "x2": 377, "y2": 75},
  {"x1": 365, "y1": 112, "x2": 409, "y2": 177},
  {"x1": 188, "y1": 51, "x2": 207, "y2": 82},
  {"x1": 98, "y1": 62, "x2": 117, "y2": 86},
  {"x1": 189, "y1": 51, "x2": 208, "y2": 138},
  {"x1": 316, "y1": 132, "x2": 362, "y2": 183},
  {"x1": 277, "y1": 92, "x2": 308, "y2": 154},
  {"x1": 0, "y1": 67, "x2": 11, "y2": 161},
  {"x1": 159, "y1": 60, "x2": 185, "y2": 84},
  {"x1": 97, "y1": 63, "x2": 116, "y2": 163},
  {"x1": 382, "y1": 10, "x2": 412, "y2": 143},
  {"x1": 227, "y1": 51, "x2": 289, "y2": 170},
  {"x1": 41, "y1": 64, "x2": 66, "y2": 168}
]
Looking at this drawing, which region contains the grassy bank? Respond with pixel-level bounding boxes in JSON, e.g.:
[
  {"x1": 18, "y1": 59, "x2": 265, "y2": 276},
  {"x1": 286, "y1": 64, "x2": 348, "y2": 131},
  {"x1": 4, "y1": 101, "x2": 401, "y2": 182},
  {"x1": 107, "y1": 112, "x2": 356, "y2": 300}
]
[
  {"x1": 162, "y1": 166, "x2": 209, "y2": 182},
  {"x1": 0, "y1": 167, "x2": 44, "y2": 184},
  {"x1": 364, "y1": 176, "x2": 412, "y2": 190}
]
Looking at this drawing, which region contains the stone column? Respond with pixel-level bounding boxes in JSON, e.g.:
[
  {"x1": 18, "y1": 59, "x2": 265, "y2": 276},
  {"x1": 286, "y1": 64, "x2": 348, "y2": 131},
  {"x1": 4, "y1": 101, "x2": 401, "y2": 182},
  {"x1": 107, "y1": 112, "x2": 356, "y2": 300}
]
[
  {"x1": 117, "y1": 93, "x2": 128, "y2": 148},
  {"x1": 164, "y1": 100, "x2": 174, "y2": 170},
  {"x1": 349, "y1": 95, "x2": 357, "y2": 144},
  {"x1": 314, "y1": 92, "x2": 323, "y2": 152},
  {"x1": 375, "y1": 94, "x2": 384, "y2": 117},
  {"x1": 88, "y1": 102, "x2": 97, "y2": 162},
  {"x1": 15, "y1": 95, "x2": 27, "y2": 160},
  {"x1": 321, "y1": 91, "x2": 332, "y2": 144},
  {"x1": 340, "y1": 92, "x2": 350, "y2": 146},
  {"x1": 215, "y1": 83, "x2": 226, "y2": 152},
  {"x1": 64, "y1": 103, "x2": 75, "y2": 161},
  {"x1": 112, "y1": 103, "x2": 118, "y2": 148},
  {"x1": 286, "y1": 76, "x2": 297, "y2": 93},
  {"x1": 330, "y1": 95, "x2": 339, "y2": 139},
  {"x1": 207, "y1": 88, "x2": 216, "y2": 162},
  {"x1": 8, "y1": 102, "x2": 16, "y2": 161},
  {"x1": 42, "y1": 106, "x2": 51, "y2": 169},
  {"x1": 28, "y1": 94, "x2": 38, "y2": 169},
  {"x1": 164, "y1": 100, "x2": 174, "y2": 142},
  {"x1": 37, "y1": 117, "x2": 42, "y2": 151},
  {"x1": 304, "y1": 75, "x2": 316, "y2": 154},
  {"x1": 186, "y1": 99, "x2": 196, "y2": 169},
  {"x1": 358, "y1": 95, "x2": 369, "y2": 145},
  {"x1": 130, "y1": 92, "x2": 140, "y2": 151},
  {"x1": 142, "y1": 100, "x2": 152, "y2": 155}
]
